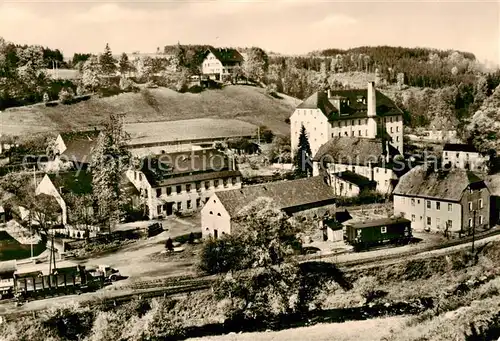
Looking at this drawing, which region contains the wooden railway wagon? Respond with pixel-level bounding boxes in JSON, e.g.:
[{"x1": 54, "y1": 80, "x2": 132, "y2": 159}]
[
  {"x1": 13, "y1": 265, "x2": 103, "y2": 299},
  {"x1": 344, "y1": 217, "x2": 412, "y2": 251}
]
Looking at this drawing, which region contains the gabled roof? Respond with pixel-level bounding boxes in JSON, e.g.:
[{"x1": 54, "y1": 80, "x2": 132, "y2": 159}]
[
  {"x1": 47, "y1": 171, "x2": 93, "y2": 198},
  {"x1": 393, "y1": 165, "x2": 485, "y2": 202},
  {"x1": 296, "y1": 89, "x2": 403, "y2": 121},
  {"x1": 205, "y1": 47, "x2": 244, "y2": 64},
  {"x1": 347, "y1": 217, "x2": 411, "y2": 229},
  {"x1": 332, "y1": 171, "x2": 376, "y2": 188},
  {"x1": 59, "y1": 130, "x2": 101, "y2": 164},
  {"x1": 313, "y1": 137, "x2": 400, "y2": 165},
  {"x1": 443, "y1": 143, "x2": 479, "y2": 153},
  {"x1": 140, "y1": 149, "x2": 233, "y2": 187},
  {"x1": 297, "y1": 91, "x2": 337, "y2": 116},
  {"x1": 214, "y1": 176, "x2": 335, "y2": 218}
]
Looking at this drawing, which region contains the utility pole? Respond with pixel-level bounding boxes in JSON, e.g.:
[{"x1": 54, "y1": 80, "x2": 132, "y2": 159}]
[{"x1": 471, "y1": 210, "x2": 476, "y2": 255}]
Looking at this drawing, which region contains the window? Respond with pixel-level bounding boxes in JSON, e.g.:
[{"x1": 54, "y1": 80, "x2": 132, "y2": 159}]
[
  {"x1": 134, "y1": 172, "x2": 137, "y2": 180},
  {"x1": 479, "y1": 199, "x2": 483, "y2": 209},
  {"x1": 447, "y1": 220, "x2": 452, "y2": 229},
  {"x1": 396, "y1": 136, "x2": 399, "y2": 142},
  {"x1": 445, "y1": 152, "x2": 448, "y2": 156},
  {"x1": 351, "y1": 120, "x2": 354, "y2": 125},
  {"x1": 418, "y1": 199, "x2": 420, "y2": 204},
  {"x1": 139, "y1": 173, "x2": 142, "y2": 181},
  {"x1": 381, "y1": 226, "x2": 387, "y2": 234},
  {"x1": 351, "y1": 131, "x2": 354, "y2": 137},
  {"x1": 436, "y1": 202, "x2": 440, "y2": 210},
  {"x1": 339, "y1": 132, "x2": 341, "y2": 137},
  {"x1": 166, "y1": 187, "x2": 172, "y2": 196},
  {"x1": 223, "y1": 178, "x2": 228, "y2": 187},
  {"x1": 358, "y1": 130, "x2": 361, "y2": 136},
  {"x1": 176, "y1": 185, "x2": 182, "y2": 194},
  {"x1": 479, "y1": 215, "x2": 483, "y2": 225},
  {"x1": 209, "y1": 211, "x2": 213, "y2": 215},
  {"x1": 396, "y1": 126, "x2": 400, "y2": 132},
  {"x1": 332, "y1": 133, "x2": 334, "y2": 138},
  {"x1": 436, "y1": 218, "x2": 441, "y2": 228},
  {"x1": 157, "y1": 206, "x2": 162, "y2": 215},
  {"x1": 411, "y1": 198, "x2": 415, "y2": 206},
  {"x1": 156, "y1": 188, "x2": 162, "y2": 197},
  {"x1": 411, "y1": 214, "x2": 415, "y2": 222},
  {"x1": 177, "y1": 202, "x2": 182, "y2": 211},
  {"x1": 427, "y1": 217, "x2": 432, "y2": 226},
  {"x1": 468, "y1": 218, "x2": 473, "y2": 227},
  {"x1": 352, "y1": 166, "x2": 356, "y2": 172},
  {"x1": 196, "y1": 198, "x2": 201, "y2": 207},
  {"x1": 214, "y1": 179, "x2": 220, "y2": 187},
  {"x1": 217, "y1": 213, "x2": 221, "y2": 216},
  {"x1": 390, "y1": 117, "x2": 393, "y2": 123},
  {"x1": 365, "y1": 130, "x2": 368, "y2": 136},
  {"x1": 348, "y1": 183, "x2": 352, "y2": 190},
  {"x1": 390, "y1": 127, "x2": 394, "y2": 133},
  {"x1": 469, "y1": 202, "x2": 473, "y2": 211},
  {"x1": 205, "y1": 181, "x2": 210, "y2": 190},
  {"x1": 358, "y1": 119, "x2": 361, "y2": 125},
  {"x1": 426, "y1": 200, "x2": 431, "y2": 209},
  {"x1": 456, "y1": 153, "x2": 459, "y2": 158},
  {"x1": 196, "y1": 182, "x2": 201, "y2": 191},
  {"x1": 448, "y1": 203, "x2": 452, "y2": 212},
  {"x1": 187, "y1": 200, "x2": 192, "y2": 209}
]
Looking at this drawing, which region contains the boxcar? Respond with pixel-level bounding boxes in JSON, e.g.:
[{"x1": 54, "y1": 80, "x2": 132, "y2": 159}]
[{"x1": 344, "y1": 217, "x2": 412, "y2": 250}]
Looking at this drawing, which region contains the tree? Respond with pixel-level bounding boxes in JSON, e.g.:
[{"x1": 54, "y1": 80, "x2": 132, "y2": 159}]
[
  {"x1": 294, "y1": 125, "x2": 312, "y2": 178},
  {"x1": 81, "y1": 55, "x2": 101, "y2": 92},
  {"x1": 99, "y1": 43, "x2": 116, "y2": 76},
  {"x1": 58, "y1": 87, "x2": 74, "y2": 104},
  {"x1": 243, "y1": 47, "x2": 269, "y2": 83},
  {"x1": 258, "y1": 125, "x2": 274, "y2": 144},
  {"x1": 118, "y1": 52, "x2": 131, "y2": 75},
  {"x1": 90, "y1": 114, "x2": 131, "y2": 231},
  {"x1": 66, "y1": 193, "x2": 96, "y2": 239}
]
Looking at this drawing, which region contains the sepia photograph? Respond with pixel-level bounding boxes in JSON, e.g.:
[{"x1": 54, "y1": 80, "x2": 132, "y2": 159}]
[{"x1": 0, "y1": 0, "x2": 499, "y2": 340}]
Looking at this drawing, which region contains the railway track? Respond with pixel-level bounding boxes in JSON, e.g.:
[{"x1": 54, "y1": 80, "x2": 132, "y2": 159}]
[{"x1": 1, "y1": 227, "x2": 499, "y2": 319}]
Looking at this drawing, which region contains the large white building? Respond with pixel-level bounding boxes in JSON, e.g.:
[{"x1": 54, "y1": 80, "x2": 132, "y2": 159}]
[
  {"x1": 201, "y1": 47, "x2": 244, "y2": 81},
  {"x1": 290, "y1": 82, "x2": 404, "y2": 157}
]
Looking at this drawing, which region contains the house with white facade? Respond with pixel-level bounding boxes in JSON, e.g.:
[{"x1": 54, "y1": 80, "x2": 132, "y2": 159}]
[
  {"x1": 200, "y1": 176, "x2": 336, "y2": 238},
  {"x1": 201, "y1": 47, "x2": 244, "y2": 81},
  {"x1": 393, "y1": 165, "x2": 490, "y2": 235},
  {"x1": 290, "y1": 82, "x2": 404, "y2": 157},
  {"x1": 126, "y1": 149, "x2": 242, "y2": 219},
  {"x1": 313, "y1": 137, "x2": 401, "y2": 195},
  {"x1": 442, "y1": 143, "x2": 489, "y2": 172}
]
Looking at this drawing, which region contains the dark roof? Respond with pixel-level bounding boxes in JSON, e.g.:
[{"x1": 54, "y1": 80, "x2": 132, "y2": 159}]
[
  {"x1": 297, "y1": 91, "x2": 337, "y2": 116},
  {"x1": 297, "y1": 88, "x2": 403, "y2": 121},
  {"x1": 313, "y1": 137, "x2": 400, "y2": 165},
  {"x1": 214, "y1": 176, "x2": 335, "y2": 218},
  {"x1": 332, "y1": 171, "x2": 375, "y2": 187},
  {"x1": 59, "y1": 130, "x2": 101, "y2": 164},
  {"x1": 140, "y1": 149, "x2": 234, "y2": 187},
  {"x1": 0, "y1": 260, "x2": 16, "y2": 275},
  {"x1": 347, "y1": 217, "x2": 411, "y2": 229},
  {"x1": 47, "y1": 171, "x2": 93, "y2": 198},
  {"x1": 157, "y1": 170, "x2": 241, "y2": 187},
  {"x1": 325, "y1": 209, "x2": 353, "y2": 230},
  {"x1": 443, "y1": 143, "x2": 479, "y2": 153},
  {"x1": 394, "y1": 165, "x2": 485, "y2": 202},
  {"x1": 206, "y1": 47, "x2": 244, "y2": 65}
]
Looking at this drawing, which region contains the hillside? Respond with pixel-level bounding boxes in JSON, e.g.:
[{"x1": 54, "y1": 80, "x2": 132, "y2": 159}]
[{"x1": 0, "y1": 85, "x2": 300, "y2": 137}]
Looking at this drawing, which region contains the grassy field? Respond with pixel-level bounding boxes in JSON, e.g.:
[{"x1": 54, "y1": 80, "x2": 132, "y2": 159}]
[{"x1": 0, "y1": 85, "x2": 300, "y2": 137}]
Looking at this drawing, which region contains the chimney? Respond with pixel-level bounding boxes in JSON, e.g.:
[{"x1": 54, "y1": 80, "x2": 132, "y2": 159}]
[{"x1": 367, "y1": 81, "x2": 376, "y2": 118}]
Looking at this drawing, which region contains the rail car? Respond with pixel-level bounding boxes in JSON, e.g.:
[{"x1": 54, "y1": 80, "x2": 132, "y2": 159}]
[
  {"x1": 344, "y1": 217, "x2": 412, "y2": 251},
  {"x1": 0, "y1": 265, "x2": 104, "y2": 300}
]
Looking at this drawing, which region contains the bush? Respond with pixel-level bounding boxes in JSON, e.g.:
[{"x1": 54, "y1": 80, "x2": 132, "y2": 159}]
[
  {"x1": 198, "y1": 235, "x2": 247, "y2": 274},
  {"x1": 99, "y1": 85, "x2": 123, "y2": 98},
  {"x1": 58, "y1": 87, "x2": 75, "y2": 104}
]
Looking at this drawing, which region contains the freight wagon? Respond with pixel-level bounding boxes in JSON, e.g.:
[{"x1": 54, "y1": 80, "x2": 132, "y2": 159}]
[
  {"x1": 0, "y1": 265, "x2": 104, "y2": 300},
  {"x1": 344, "y1": 217, "x2": 412, "y2": 251}
]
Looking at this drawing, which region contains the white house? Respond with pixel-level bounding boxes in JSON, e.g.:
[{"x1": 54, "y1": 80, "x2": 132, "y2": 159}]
[
  {"x1": 313, "y1": 137, "x2": 401, "y2": 195},
  {"x1": 393, "y1": 165, "x2": 490, "y2": 235},
  {"x1": 290, "y1": 82, "x2": 404, "y2": 157},
  {"x1": 200, "y1": 176, "x2": 336, "y2": 238},
  {"x1": 126, "y1": 149, "x2": 242, "y2": 219},
  {"x1": 201, "y1": 47, "x2": 244, "y2": 81},
  {"x1": 442, "y1": 143, "x2": 489, "y2": 172}
]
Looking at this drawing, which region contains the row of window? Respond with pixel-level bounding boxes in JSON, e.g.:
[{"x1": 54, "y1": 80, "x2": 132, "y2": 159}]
[
  {"x1": 444, "y1": 151, "x2": 476, "y2": 158},
  {"x1": 407, "y1": 198, "x2": 453, "y2": 212},
  {"x1": 468, "y1": 199, "x2": 484, "y2": 211},
  {"x1": 155, "y1": 177, "x2": 238, "y2": 197},
  {"x1": 332, "y1": 165, "x2": 389, "y2": 175},
  {"x1": 330, "y1": 130, "x2": 400, "y2": 142},
  {"x1": 156, "y1": 197, "x2": 208, "y2": 215}
]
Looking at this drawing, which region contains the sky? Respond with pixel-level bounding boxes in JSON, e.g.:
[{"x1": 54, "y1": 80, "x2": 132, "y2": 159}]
[{"x1": 0, "y1": 0, "x2": 499, "y2": 66}]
